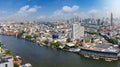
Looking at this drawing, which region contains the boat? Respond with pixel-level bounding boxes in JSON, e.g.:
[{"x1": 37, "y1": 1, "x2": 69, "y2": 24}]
[
  {"x1": 39, "y1": 44, "x2": 43, "y2": 47},
  {"x1": 20, "y1": 63, "x2": 32, "y2": 67},
  {"x1": 93, "y1": 56, "x2": 99, "y2": 60},
  {"x1": 25, "y1": 63, "x2": 32, "y2": 67},
  {"x1": 84, "y1": 54, "x2": 90, "y2": 58},
  {"x1": 112, "y1": 58, "x2": 118, "y2": 61},
  {"x1": 16, "y1": 56, "x2": 21, "y2": 59},
  {"x1": 105, "y1": 58, "x2": 112, "y2": 62}
]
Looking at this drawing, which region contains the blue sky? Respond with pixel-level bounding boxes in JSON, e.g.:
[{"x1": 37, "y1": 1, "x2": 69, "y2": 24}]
[{"x1": 0, "y1": 0, "x2": 120, "y2": 22}]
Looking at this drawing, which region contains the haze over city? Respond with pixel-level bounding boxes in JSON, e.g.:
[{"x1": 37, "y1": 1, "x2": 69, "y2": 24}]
[{"x1": 0, "y1": 0, "x2": 120, "y2": 22}]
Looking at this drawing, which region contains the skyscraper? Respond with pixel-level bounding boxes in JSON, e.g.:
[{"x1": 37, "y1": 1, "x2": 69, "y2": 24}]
[
  {"x1": 111, "y1": 13, "x2": 113, "y2": 28},
  {"x1": 71, "y1": 22, "x2": 84, "y2": 39}
]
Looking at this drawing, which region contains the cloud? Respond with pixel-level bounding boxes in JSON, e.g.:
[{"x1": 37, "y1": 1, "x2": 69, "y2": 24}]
[
  {"x1": 53, "y1": 10, "x2": 63, "y2": 16},
  {"x1": 62, "y1": 5, "x2": 79, "y2": 12},
  {"x1": 18, "y1": 5, "x2": 29, "y2": 13},
  {"x1": 13, "y1": 5, "x2": 41, "y2": 21},
  {"x1": 53, "y1": 5, "x2": 79, "y2": 16},
  {"x1": 88, "y1": 9, "x2": 98, "y2": 14},
  {"x1": 36, "y1": 5, "x2": 80, "y2": 21},
  {"x1": 28, "y1": 6, "x2": 41, "y2": 12},
  {"x1": 37, "y1": 15, "x2": 47, "y2": 19},
  {"x1": 2, "y1": 5, "x2": 41, "y2": 22},
  {"x1": 18, "y1": 5, "x2": 41, "y2": 13}
]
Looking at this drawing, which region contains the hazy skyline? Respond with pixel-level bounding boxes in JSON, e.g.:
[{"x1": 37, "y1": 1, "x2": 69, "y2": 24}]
[{"x1": 0, "y1": 0, "x2": 120, "y2": 22}]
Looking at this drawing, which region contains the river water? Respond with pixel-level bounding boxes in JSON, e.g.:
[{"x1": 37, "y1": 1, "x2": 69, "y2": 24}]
[{"x1": 0, "y1": 35, "x2": 120, "y2": 67}]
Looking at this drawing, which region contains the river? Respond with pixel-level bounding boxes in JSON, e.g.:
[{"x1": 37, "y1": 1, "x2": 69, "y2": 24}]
[{"x1": 0, "y1": 35, "x2": 120, "y2": 67}]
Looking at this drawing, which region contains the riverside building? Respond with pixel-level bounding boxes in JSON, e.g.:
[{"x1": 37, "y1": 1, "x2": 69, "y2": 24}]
[
  {"x1": 79, "y1": 43, "x2": 120, "y2": 61},
  {"x1": 0, "y1": 55, "x2": 14, "y2": 67}
]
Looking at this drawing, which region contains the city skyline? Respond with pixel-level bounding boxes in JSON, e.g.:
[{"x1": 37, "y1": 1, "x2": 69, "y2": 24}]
[{"x1": 0, "y1": 0, "x2": 120, "y2": 22}]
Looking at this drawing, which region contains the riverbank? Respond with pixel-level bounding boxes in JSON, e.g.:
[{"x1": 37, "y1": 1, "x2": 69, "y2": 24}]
[
  {"x1": 0, "y1": 41, "x2": 32, "y2": 67},
  {"x1": 15, "y1": 35, "x2": 120, "y2": 62},
  {"x1": 9, "y1": 34, "x2": 80, "y2": 52},
  {"x1": 1, "y1": 34, "x2": 120, "y2": 62}
]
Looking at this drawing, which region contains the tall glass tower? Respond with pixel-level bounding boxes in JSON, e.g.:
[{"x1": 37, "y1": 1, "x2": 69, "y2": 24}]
[{"x1": 111, "y1": 13, "x2": 113, "y2": 29}]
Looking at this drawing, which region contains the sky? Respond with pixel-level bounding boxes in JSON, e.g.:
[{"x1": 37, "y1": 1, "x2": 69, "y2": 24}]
[{"x1": 0, "y1": 0, "x2": 120, "y2": 22}]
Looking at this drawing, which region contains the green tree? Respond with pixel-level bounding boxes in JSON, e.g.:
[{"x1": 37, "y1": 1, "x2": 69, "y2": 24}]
[
  {"x1": 25, "y1": 35, "x2": 32, "y2": 40},
  {"x1": 50, "y1": 41, "x2": 61, "y2": 48},
  {"x1": 44, "y1": 40, "x2": 49, "y2": 44},
  {"x1": 75, "y1": 41, "x2": 80, "y2": 48},
  {"x1": 109, "y1": 38, "x2": 118, "y2": 44},
  {"x1": 102, "y1": 35, "x2": 118, "y2": 44},
  {"x1": 87, "y1": 31, "x2": 98, "y2": 35},
  {"x1": 14, "y1": 63, "x2": 19, "y2": 67},
  {"x1": 0, "y1": 43, "x2": 2, "y2": 47},
  {"x1": 55, "y1": 41, "x2": 61, "y2": 47},
  {"x1": 91, "y1": 38, "x2": 94, "y2": 43},
  {"x1": 66, "y1": 38, "x2": 71, "y2": 43},
  {"x1": 17, "y1": 31, "x2": 25, "y2": 38},
  {"x1": 64, "y1": 45, "x2": 70, "y2": 49},
  {"x1": 33, "y1": 34, "x2": 38, "y2": 39},
  {"x1": 5, "y1": 50, "x2": 12, "y2": 55},
  {"x1": 50, "y1": 41, "x2": 55, "y2": 45}
]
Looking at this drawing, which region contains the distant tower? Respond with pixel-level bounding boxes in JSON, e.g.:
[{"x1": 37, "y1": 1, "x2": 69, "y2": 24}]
[
  {"x1": 97, "y1": 19, "x2": 100, "y2": 25},
  {"x1": 79, "y1": 18, "x2": 82, "y2": 23},
  {"x1": 111, "y1": 13, "x2": 113, "y2": 29},
  {"x1": 67, "y1": 20, "x2": 69, "y2": 23}
]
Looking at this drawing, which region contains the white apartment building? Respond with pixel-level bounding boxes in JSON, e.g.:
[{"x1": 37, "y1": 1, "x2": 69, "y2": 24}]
[
  {"x1": 72, "y1": 22, "x2": 84, "y2": 39},
  {"x1": 0, "y1": 56, "x2": 14, "y2": 67}
]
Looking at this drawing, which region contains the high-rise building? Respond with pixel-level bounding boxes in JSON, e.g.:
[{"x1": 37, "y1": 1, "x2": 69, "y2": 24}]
[
  {"x1": 110, "y1": 13, "x2": 114, "y2": 29},
  {"x1": 71, "y1": 22, "x2": 84, "y2": 39},
  {"x1": 111, "y1": 13, "x2": 113, "y2": 26}
]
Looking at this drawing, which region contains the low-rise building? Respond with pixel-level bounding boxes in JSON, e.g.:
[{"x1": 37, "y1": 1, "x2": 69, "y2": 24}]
[
  {"x1": 0, "y1": 56, "x2": 14, "y2": 67},
  {"x1": 80, "y1": 43, "x2": 120, "y2": 61}
]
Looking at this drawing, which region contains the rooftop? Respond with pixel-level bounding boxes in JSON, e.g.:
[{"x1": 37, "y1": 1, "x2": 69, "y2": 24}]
[
  {"x1": 0, "y1": 55, "x2": 12, "y2": 64},
  {"x1": 82, "y1": 43, "x2": 120, "y2": 53}
]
